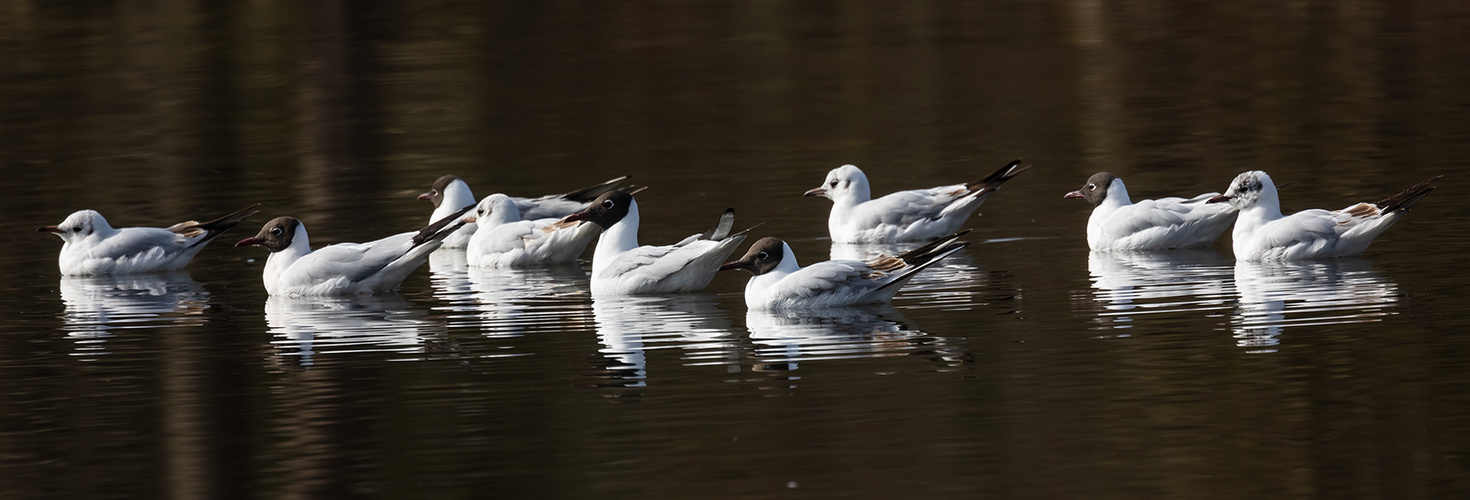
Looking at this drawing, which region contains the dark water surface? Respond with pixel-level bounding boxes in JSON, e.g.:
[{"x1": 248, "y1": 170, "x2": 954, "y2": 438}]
[{"x1": 4, "y1": 1, "x2": 1470, "y2": 498}]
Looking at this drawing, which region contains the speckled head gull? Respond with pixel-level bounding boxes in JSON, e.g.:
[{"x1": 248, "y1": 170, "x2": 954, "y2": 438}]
[{"x1": 1206, "y1": 170, "x2": 1440, "y2": 260}]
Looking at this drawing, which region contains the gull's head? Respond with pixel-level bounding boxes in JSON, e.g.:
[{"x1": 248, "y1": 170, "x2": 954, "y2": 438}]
[
  {"x1": 1209, "y1": 170, "x2": 1274, "y2": 209},
  {"x1": 804, "y1": 164, "x2": 870, "y2": 203},
  {"x1": 720, "y1": 237, "x2": 787, "y2": 276},
  {"x1": 465, "y1": 193, "x2": 520, "y2": 226},
  {"x1": 418, "y1": 175, "x2": 466, "y2": 208},
  {"x1": 1064, "y1": 172, "x2": 1120, "y2": 207},
  {"x1": 235, "y1": 216, "x2": 302, "y2": 253},
  {"x1": 38, "y1": 209, "x2": 111, "y2": 242},
  {"x1": 562, "y1": 189, "x2": 633, "y2": 230}
]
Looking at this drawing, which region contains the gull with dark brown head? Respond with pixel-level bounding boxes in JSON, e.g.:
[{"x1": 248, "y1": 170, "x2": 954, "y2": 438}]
[
  {"x1": 1064, "y1": 172, "x2": 1238, "y2": 251},
  {"x1": 39, "y1": 205, "x2": 259, "y2": 276},
  {"x1": 720, "y1": 231, "x2": 969, "y2": 310},
  {"x1": 563, "y1": 190, "x2": 746, "y2": 295},
  {"x1": 235, "y1": 205, "x2": 472, "y2": 296}
]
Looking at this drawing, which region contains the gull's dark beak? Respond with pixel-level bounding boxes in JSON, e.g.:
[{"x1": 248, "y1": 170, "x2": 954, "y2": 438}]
[
  {"x1": 417, "y1": 192, "x2": 432, "y2": 201},
  {"x1": 37, "y1": 225, "x2": 62, "y2": 234},
  {"x1": 1206, "y1": 195, "x2": 1232, "y2": 204},
  {"x1": 1063, "y1": 190, "x2": 1084, "y2": 199},
  {"x1": 719, "y1": 259, "x2": 753, "y2": 272},
  {"x1": 235, "y1": 237, "x2": 262, "y2": 248},
  {"x1": 803, "y1": 187, "x2": 827, "y2": 198}
]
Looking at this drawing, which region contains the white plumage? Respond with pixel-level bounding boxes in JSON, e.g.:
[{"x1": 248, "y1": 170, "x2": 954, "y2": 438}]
[
  {"x1": 565, "y1": 190, "x2": 746, "y2": 295},
  {"x1": 1065, "y1": 172, "x2": 1238, "y2": 251},
  {"x1": 236, "y1": 206, "x2": 471, "y2": 296},
  {"x1": 804, "y1": 160, "x2": 1027, "y2": 244},
  {"x1": 39, "y1": 205, "x2": 259, "y2": 276},
  {"x1": 464, "y1": 193, "x2": 603, "y2": 267},
  {"x1": 1209, "y1": 170, "x2": 1439, "y2": 261},
  {"x1": 721, "y1": 231, "x2": 968, "y2": 310},
  {"x1": 418, "y1": 174, "x2": 630, "y2": 248}
]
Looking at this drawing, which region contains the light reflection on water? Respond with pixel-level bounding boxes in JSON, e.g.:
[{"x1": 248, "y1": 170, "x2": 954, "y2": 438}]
[
  {"x1": 1084, "y1": 250, "x2": 1235, "y2": 332},
  {"x1": 1081, "y1": 251, "x2": 1401, "y2": 351},
  {"x1": 59, "y1": 272, "x2": 209, "y2": 359},
  {"x1": 743, "y1": 306, "x2": 970, "y2": 377},
  {"x1": 428, "y1": 250, "x2": 594, "y2": 341},
  {"x1": 1232, "y1": 259, "x2": 1399, "y2": 353},
  {"x1": 265, "y1": 294, "x2": 438, "y2": 366},
  {"x1": 589, "y1": 294, "x2": 741, "y2": 388}
]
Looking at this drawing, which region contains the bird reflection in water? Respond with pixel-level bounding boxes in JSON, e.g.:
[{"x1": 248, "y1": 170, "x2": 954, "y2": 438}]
[
  {"x1": 265, "y1": 294, "x2": 436, "y2": 367},
  {"x1": 743, "y1": 305, "x2": 969, "y2": 382},
  {"x1": 59, "y1": 272, "x2": 209, "y2": 360},
  {"x1": 587, "y1": 294, "x2": 741, "y2": 390},
  {"x1": 1231, "y1": 259, "x2": 1399, "y2": 353},
  {"x1": 829, "y1": 242, "x2": 991, "y2": 311},
  {"x1": 1083, "y1": 250, "x2": 1235, "y2": 332}
]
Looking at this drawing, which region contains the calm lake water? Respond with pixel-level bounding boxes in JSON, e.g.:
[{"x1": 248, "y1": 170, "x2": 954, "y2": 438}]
[{"x1": 4, "y1": 1, "x2": 1470, "y2": 498}]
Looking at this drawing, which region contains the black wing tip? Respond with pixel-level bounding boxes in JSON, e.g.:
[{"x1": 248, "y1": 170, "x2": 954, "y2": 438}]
[
  {"x1": 1375, "y1": 175, "x2": 1442, "y2": 212},
  {"x1": 413, "y1": 203, "x2": 474, "y2": 246},
  {"x1": 199, "y1": 203, "x2": 263, "y2": 232},
  {"x1": 561, "y1": 175, "x2": 634, "y2": 202},
  {"x1": 968, "y1": 160, "x2": 1031, "y2": 191},
  {"x1": 898, "y1": 230, "x2": 971, "y2": 265}
]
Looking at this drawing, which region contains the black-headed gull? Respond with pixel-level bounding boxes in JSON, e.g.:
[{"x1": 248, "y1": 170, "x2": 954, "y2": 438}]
[
  {"x1": 1064, "y1": 172, "x2": 1238, "y2": 251},
  {"x1": 463, "y1": 193, "x2": 603, "y2": 267},
  {"x1": 235, "y1": 205, "x2": 473, "y2": 296},
  {"x1": 38, "y1": 205, "x2": 259, "y2": 276},
  {"x1": 563, "y1": 190, "x2": 747, "y2": 295},
  {"x1": 1207, "y1": 170, "x2": 1440, "y2": 260},
  {"x1": 804, "y1": 160, "x2": 1027, "y2": 243},
  {"x1": 720, "y1": 230, "x2": 969, "y2": 309},
  {"x1": 418, "y1": 174, "x2": 630, "y2": 248}
]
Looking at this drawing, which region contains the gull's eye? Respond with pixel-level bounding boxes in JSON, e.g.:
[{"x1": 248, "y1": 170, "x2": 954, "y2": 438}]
[
  {"x1": 271, "y1": 227, "x2": 283, "y2": 236},
  {"x1": 602, "y1": 199, "x2": 614, "y2": 209},
  {"x1": 757, "y1": 251, "x2": 769, "y2": 260},
  {"x1": 829, "y1": 180, "x2": 838, "y2": 188},
  {"x1": 1087, "y1": 183, "x2": 1096, "y2": 190}
]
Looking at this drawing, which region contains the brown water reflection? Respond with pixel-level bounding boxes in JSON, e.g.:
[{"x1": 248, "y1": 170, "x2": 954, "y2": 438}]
[{"x1": 3, "y1": 1, "x2": 1470, "y2": 498}]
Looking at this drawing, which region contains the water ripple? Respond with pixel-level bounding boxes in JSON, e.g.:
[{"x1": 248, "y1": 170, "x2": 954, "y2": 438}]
[
  {"x1": 1083, "y1": 250, "x2": 1236, "y2": 331},
  {"x1": 264, "y1": 295, "x2": 438, "y2": 366},
  {"x1": 1231, "y1": 259, "x2": 1399, "y2": 353},
  {"x1": 742, "y1": 306, "x2": 970, "y2": 375},
  {"x1": 588, "y1": 294, "x2": 742, "y2": 388},
  {"x1": 58, "y1": 272, "x2": 210, "y2": 359}
]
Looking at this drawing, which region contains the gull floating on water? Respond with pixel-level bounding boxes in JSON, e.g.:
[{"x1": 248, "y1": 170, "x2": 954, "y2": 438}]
[
  {"x1": 1207, "y1": 170, "x2": 1440, "y2": 260},
  {"x1": 418, "y1": 174, "x2": 631, "y2": 248},
  {"x1": 720, "y1": 231, "x2": 969, "y2": 310},
  {"x1": 1065, "y1": 172, "x2": 1238, "y2": 251},
  {"x1": 235, "y1": 205, "x2": 472, "y2": 296},
  {"x1": 463, "y1": 193, "x2": 603, "y2": 267},
  {"x1": 564, "y1": 190, "x2": 747, "y2": 295},
  {"x1": 39, "y1": 205, "x2": 259, "y2": 276},
  {"x1": 804, "y1": 160, "x2": 1027, "y2": 244}
]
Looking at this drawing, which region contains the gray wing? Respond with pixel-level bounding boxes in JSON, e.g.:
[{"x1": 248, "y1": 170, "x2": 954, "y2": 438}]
[
  {"x1": 93, "y1": 227, "x2": 193, "y2": 259},
  {"x1": 295, "y1": 232, "x2": 417, "y2": 284},
  {"x1": 851, "y1": 185, "x2": 970, "y2": 229}
]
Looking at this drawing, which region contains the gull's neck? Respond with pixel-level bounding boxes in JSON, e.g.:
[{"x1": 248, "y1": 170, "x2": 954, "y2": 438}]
[
  {"x1": 592, "y1": 199, "x2": 641, "y2": 277},
  {"x1": 264, "y1": 225, "x2": 314, "y2": 291},
  {"x1": 433, "y1": 180, "x2": 477, "y2": 221}
]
